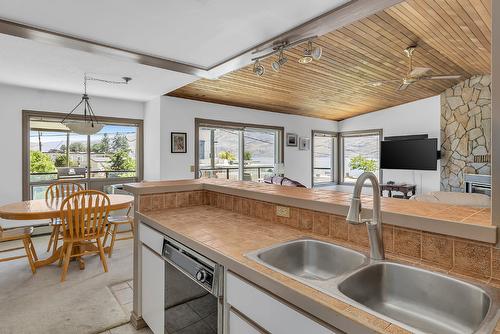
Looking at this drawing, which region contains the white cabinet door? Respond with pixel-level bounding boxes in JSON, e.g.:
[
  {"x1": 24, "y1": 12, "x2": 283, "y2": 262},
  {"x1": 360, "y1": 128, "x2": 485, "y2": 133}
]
[
  {"x1": 141, "y1": 245, "x2": 165, "y2": 334},
  {"x1": 226, "y1": 272, "x2": 338, "y2": 334},
  {"x1": 228, "y1": 309, "x2": 263, "y2": 334}
]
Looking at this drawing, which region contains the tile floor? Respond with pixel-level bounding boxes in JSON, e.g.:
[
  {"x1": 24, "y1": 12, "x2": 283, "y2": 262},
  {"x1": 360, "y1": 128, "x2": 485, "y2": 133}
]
[{"x1": 99, "y1": 281, "x2": 153, "y2": 334}]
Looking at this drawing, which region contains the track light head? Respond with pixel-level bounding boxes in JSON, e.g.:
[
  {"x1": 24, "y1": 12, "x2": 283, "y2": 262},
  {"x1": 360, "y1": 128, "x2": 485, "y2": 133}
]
[
  {"x1": 272, "y1": 50, "x2": 287, "y2": 72},
  {"x1": 299, "y1": 41, "x2": 321, "y2": 63},
  {"x1": 299, "y1": 41, "x2": 313, "y2": 64},
  {"x1": 311, "y1": 45, "x2": 322, "y2": 60},
  {"x1": 253, "y1": 60, "x2": 265, "y2": 76}
]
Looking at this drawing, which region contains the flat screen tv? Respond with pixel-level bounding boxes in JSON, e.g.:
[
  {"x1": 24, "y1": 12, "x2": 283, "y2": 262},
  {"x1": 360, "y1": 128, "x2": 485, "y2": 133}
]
[{"x1": 380, "y1": 138, "x2": 438, "y2": 171}]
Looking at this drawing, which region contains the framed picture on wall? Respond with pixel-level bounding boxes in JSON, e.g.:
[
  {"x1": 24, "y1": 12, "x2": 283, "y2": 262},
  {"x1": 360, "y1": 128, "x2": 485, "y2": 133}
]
[
  {"x1": 171, "y1": 132, "x2": 187, "y2": 153},
  {"x1": 286, "y1": 133, "x2": 298, "y2": 147}
]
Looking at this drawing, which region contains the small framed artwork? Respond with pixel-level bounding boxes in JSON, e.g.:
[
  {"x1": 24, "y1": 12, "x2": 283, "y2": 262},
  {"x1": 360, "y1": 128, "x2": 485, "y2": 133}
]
[
  {"x1": 171, "y1": 132, "x2": 187, "y2": 153},
  {"x1": 299, "y1": 137, "x2": 310, "y2": 151},
  {"x1": 286, "y1": 133, "x2": 298, "y2": 147}
]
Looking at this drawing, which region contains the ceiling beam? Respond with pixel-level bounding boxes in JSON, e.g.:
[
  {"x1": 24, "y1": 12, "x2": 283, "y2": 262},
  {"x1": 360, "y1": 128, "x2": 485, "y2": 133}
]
[{"x1": 0, "y1": 0, "x2": 405, "y2": 80}]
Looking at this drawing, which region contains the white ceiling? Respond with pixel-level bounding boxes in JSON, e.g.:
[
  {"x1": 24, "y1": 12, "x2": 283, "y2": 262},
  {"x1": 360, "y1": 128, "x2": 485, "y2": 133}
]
[
  {"x1": 0, "y1": 34, "x2": 196, "y2": 101},
  {"x1": 0, "y1": 0, "x2": 350, "y2": 68}
]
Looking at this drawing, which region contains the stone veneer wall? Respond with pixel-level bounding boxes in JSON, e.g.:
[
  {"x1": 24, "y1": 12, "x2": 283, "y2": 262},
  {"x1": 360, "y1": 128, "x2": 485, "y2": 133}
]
[
  {"x1": 138, "y1": 190, "x2": 500, "y2": 285},
  {"x1": 441, "y1": 74, "x2": 492, "y2": 192}
]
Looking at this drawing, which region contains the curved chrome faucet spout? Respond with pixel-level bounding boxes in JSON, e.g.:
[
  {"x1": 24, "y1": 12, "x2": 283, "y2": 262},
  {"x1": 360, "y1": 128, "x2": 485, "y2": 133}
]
[{"x1": 346, "y1": 172, "x2": 384, "y2": 260}]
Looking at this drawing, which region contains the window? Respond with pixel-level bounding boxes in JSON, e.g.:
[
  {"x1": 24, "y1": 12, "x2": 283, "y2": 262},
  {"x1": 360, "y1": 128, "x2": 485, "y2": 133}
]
[
  {"x1": 196, "y1": 119, "x2": 283, "y2": 181},
  {"x1": 312, "y1": 131, "x2": 337, "y2": 186},
  {"x1": 341, "y1": 130, "x2": 382, "y2": 183},
  {"x1": 24, "y1": 111, "x2": 143, "y2": 200}
]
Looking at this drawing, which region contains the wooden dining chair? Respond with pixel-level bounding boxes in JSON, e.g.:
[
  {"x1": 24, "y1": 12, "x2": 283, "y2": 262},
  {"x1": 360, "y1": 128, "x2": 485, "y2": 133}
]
[
  {"x1": 103, "y1": 204, "x2": 134, "y2": 258},
  {"x1": 0, "y1": 225, "x2": 38, "y2": 273},
  {"x1": 45, "y1": 181, "x2": 84, "y2": 254},
  {"x1": 58, "y1": 190, "x2": 110, "y2": 282}
]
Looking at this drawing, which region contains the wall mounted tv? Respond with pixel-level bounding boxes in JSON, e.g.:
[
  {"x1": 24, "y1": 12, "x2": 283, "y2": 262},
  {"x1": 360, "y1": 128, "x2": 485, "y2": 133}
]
[{"x1": 380, "y1": 138, "x2": 438, "y2": 171}]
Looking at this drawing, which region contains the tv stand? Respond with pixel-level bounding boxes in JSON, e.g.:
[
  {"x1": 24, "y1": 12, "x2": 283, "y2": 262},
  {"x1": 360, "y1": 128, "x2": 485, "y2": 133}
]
[{"x1": 380, "y1": 183, "x2": 416, "y2": 199}]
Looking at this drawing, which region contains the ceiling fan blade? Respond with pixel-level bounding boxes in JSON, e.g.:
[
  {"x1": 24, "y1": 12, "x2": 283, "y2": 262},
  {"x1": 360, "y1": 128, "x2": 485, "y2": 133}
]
[
  {"x1": 363, "y1": 79, "x2": 401, "y2": 87},
  {"x1": 422, "y1": 75, "x2": 462, "y2": 80},
  {"x1": 397, "y1": 83, "x2": 410, "y2": 91},
  {"x1": 409, "y1": 67, "x2": 432, "y2": 78}
]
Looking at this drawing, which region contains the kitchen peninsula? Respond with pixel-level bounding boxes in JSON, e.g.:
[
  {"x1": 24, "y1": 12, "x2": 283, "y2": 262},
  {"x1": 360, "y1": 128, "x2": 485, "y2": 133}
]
[{"x1": 125, "y1": 179, "x2": 499, "y2": 334}]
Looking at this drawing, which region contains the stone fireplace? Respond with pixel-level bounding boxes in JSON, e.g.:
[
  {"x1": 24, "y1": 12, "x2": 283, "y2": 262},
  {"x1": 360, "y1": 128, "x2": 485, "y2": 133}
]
[{"x1": 440, "y1": 74, "x2": 491, "y2": 192}]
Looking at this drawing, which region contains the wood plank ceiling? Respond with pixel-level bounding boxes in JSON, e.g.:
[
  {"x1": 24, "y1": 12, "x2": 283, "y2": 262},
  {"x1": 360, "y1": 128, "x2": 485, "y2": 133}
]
[{"x1": 168, "y1": 0, "x2": 491, "y2": 121}]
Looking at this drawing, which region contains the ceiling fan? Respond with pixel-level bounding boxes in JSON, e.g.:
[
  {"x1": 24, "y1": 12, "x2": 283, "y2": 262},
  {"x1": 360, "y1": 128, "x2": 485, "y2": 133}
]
[{"x1": 366, "y1": 46, "x2": 461, "y2": 91}]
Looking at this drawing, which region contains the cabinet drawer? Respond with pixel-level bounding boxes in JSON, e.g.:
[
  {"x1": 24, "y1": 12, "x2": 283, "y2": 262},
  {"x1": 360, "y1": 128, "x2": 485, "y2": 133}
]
[
  {"x1": 139, "y1": 223, "x2": 163, "y2": 254},
  {"x1": 229, "y1": 309, "x2": 264, "y2": 334},
  {"x1": 226, "y1": 272, "x2": 336, "y2": 334}
]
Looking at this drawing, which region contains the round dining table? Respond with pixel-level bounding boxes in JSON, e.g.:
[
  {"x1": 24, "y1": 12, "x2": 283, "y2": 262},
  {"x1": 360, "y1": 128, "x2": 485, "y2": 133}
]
[{"x1": 0, "y1": 194, "x2": 134, "y2": 269}]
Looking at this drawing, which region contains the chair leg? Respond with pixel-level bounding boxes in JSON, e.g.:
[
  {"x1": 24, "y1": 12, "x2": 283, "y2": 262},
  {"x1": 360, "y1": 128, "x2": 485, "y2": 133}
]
[
  {"x1": 52, "y1": 225, "x2": 61, "y2": 256},
  {"x1": 47, "y1": 226, "x2": 55, "y2": 252},
  {"x1": 96, "y1": 238, "x2": 108, "y2": 273},
  {"x1": 58, "y1": 243, "x2": 67, "y2": 267},
  {"x1": 22, "y1": 238, "x2": 36, "y2": 274},
  {"x1": 103, "y1": 223, "x2": 111, "y2": 247},
  {"x1": 29, "y1": 238, "x2": 38, "y2": 261},
  {"x1": 130, "y1": 221, "x2": 135, "y2": 237},
  {"x1": 61, "y1": 242, "x2": 73, "y2": 282},
  {"x1": 108, "y1": 224, "x2": 118, "y2": 258}
]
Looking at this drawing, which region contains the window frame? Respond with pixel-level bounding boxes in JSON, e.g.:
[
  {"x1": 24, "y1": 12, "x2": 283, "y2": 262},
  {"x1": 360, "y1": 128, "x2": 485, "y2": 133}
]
[
  {"x1": 339, "y1": 129, "x2": 383, "y2": 185},
  {"x1": 311, "y1": 130, "x2": 338, "y2": 187},
  {"x1": 194, "y1": 118, "x2": 284, "y2": 180},
  {"x1": 22, "y1": 110, "x2": 144, "y2": 200}
]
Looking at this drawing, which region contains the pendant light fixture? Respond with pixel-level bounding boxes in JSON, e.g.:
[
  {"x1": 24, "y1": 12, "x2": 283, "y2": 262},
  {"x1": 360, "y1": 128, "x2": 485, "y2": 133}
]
[{"x1": 61, "y1": 75, "x2": 131, "y2": 135}]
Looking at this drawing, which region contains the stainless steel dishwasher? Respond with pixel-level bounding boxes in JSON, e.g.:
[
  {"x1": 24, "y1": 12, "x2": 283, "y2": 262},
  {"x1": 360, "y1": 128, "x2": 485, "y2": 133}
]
[{"x1": 162, "y1": 236, "x2": 224, "y2": 334}]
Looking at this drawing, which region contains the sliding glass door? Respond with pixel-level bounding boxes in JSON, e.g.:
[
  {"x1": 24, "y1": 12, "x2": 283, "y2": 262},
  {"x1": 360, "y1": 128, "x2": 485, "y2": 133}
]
[
  {"x1": 312, "y1": 131, "x2": 337, "y2": 186},
  {"x1": 243, "y1": 128, "x2": 279, "y2": 181},
  {"x1": 198, "y1": 127, "x2": 241, "y2": 179},
  {"x1": 24, "y1": 111, "x2": 143, "y2": 200},
  {"x1": 196, "y1": 119, "x2": 283, "y2": 181}
]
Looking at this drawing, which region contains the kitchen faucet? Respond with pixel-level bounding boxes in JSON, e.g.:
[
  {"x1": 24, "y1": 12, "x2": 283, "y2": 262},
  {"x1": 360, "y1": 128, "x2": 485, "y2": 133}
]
[{"x1": 346, "y1": 172, "x2": 385, "y2": 260}]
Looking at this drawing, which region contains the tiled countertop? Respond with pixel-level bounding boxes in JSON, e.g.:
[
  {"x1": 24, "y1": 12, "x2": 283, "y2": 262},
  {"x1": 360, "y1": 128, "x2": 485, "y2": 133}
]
[
  {"x1": 137, "y1": 205, "x2": 500, "y2": 334},
  {"x1": 125, "y1": 179, "x2": 496, "y2": 243}
]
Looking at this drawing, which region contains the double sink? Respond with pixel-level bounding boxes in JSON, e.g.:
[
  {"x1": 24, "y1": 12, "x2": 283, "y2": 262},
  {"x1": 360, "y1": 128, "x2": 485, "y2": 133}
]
[{"x1": 246, "y1": 238, "x2": 499, "y2": 334}]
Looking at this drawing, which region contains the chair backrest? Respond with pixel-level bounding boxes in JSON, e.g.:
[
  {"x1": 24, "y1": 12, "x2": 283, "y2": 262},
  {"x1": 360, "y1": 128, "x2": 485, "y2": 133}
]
[
  {"x1": 59, "y1": 190, "x2": 110, "y2": 241},
  {"x1": 45, "y1": 180, "x2": 84, "y2": 201}
]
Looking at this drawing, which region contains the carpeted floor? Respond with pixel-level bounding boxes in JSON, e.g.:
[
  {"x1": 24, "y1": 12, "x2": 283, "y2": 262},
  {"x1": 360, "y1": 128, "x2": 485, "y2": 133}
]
[{"x1": 0, "y1": 234, "x2": 134, "y2": 334}]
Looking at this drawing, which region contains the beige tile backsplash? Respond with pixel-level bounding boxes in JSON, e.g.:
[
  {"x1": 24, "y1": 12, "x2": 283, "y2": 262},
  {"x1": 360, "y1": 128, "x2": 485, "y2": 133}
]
[{"x1": 139, "y1": 190, "x2": 500, "y2": 286}]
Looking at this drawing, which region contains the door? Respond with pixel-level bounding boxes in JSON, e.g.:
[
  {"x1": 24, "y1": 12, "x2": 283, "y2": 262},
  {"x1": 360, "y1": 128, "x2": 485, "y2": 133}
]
[
  {"x1": 312, "y1": 131, "x2": 337, "y2": 186},
  {"x1": 141, "y1": 245, "x2": 165, "y2": 334}
]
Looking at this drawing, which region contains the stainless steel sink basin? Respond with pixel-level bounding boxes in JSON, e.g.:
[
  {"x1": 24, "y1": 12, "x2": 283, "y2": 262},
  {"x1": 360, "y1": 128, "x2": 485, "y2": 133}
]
[
  {"x1": 247, "y1": 239, "x2": 367, "y2": 281},
  {"x1": 338, "y1": 262, "x2": 492, "y2": 334}
]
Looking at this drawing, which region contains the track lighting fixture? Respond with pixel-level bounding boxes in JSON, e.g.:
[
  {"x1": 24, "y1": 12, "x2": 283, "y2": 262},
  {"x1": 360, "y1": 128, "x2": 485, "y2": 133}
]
[
  {"x1": 250, "y1": 36, "x2": 322, "y2": 77},
  {"x1": 271, "y1": 49, "x2": 287, "y2": 72},
  {"x1": 253, "y1": 60, "x2": 265, "y2": 76}
]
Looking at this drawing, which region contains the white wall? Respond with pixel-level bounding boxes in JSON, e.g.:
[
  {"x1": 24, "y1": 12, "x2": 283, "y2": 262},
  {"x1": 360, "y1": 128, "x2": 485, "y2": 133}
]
[
  {"x1": 143, "y1": 97, "x2": 162, "y2": 180},
  {"x1": 0, "y1": 83, "x2": 144, "y2": 205},
  {"x1": 148, "y1": 97, "x2": 338, "y2": 187},
  {"x1": 339, "y1": 95, "x2": 441, "y2": 195}
]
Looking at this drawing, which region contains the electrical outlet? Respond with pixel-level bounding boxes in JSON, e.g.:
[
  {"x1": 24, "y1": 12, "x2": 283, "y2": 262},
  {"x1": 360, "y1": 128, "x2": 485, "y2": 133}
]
[
  {"x1": 276, "y1": 206, "x2": 290, "y2": 218},
  {"x1": 190, "y1": 165, "x2": 195, "y2": 172}
]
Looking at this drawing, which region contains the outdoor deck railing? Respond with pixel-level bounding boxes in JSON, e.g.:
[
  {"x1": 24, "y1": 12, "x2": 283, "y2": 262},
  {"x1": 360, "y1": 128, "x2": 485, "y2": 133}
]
[{"x1": 199, "y1": 166, "x2": 274, "y2": 180}]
